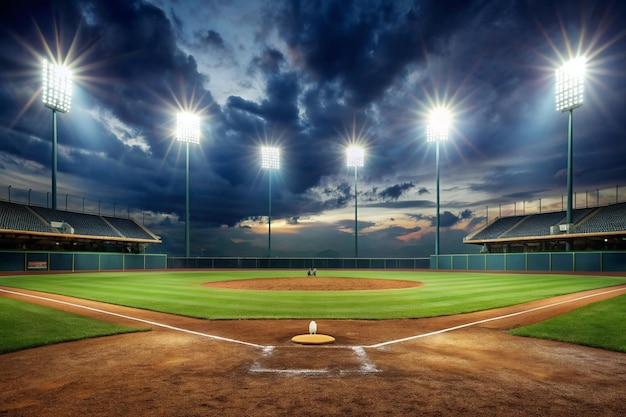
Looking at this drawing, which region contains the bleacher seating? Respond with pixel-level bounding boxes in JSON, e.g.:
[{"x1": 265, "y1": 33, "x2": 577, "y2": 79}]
[
  {"x1": 575, "y1": 202, "x2": 626, "y2": 233},
  {"x1": 500, "y1": 208, "x2": 593, "y2": 238},
  {"x1": 469, "y1": 215, "x2": 524, "y2": 240},
  {"x1": 104, "y1": 216, "x2": 155, "y2": 240},
  {"x1": 502, "y1": 211, "x2": 565, "y2": 238},
  {"x1": 0, "y1": 201, "x2": 50, "y2": 233},
  {"x1": 571, "y1": 207, "x2": 595, "y2": 224},
  {"x1": 32, "y1": 206, "x2": 121, "y2": 237},
  {"x1": 0, "y1": 200, "x2": 160, "y2": 242},
  {"x1": 0, "y1": 199, "x2": 160, "y2": 253},
  {"x1": 467, "y1": 205, "x2": 626, "y2": 242}
]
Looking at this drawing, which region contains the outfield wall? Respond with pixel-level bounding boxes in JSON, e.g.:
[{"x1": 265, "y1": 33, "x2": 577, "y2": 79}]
[
  {"x1": 168, "y1": 257, "x2": 430, "y2": 270},
  {"x1": 0, "y1": 251, "x2": 167, "y2": 272},
  {"x1": 430, "y1": 251, "x2": 626, "y2": 272}
]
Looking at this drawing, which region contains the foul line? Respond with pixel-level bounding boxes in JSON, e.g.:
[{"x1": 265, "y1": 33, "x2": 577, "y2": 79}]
[
  {"x1": 368, "y1": 286, "x2": 626, "y2": 349},
  {"x1": 3, "y1": 286, "x2": 624, "y2": 353},
  {"x1": 0, "y1": 288, "x2": 266, "y2": 350}
]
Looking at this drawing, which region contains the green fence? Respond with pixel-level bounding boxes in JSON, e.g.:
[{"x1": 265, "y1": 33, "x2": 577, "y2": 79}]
[
  {"x1": 8, "y1": 251, "x2": 622, "y2": 273},
  {"x1": 431, "y1": 252, "x2": 626, "y2": 272},
  {"x1": 168, "y1": 257, "x2": 430, "y2": 270},
  {"x1": 0, "y1": 251, "x2": 167, "y2": 272}
]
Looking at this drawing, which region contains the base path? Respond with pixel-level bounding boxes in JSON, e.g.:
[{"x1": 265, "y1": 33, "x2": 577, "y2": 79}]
[{"x1": 1, "y1": 280, "x2": 625, "y2": 417}]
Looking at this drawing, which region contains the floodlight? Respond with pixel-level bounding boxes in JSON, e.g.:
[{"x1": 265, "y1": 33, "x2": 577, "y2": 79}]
[
  {"x1": 555, "y1": 57, "x2": 586, "y2": 248},
  {"x1": 426, "y1": 108, "x2": 449, "y2": 142},
  {"x1": 176, "y1": 112, "x2": 201, "y2": 257},
  {"x1": 176, "y1": 113, "x2": 201, "y2": 144},
  {"x1": 42, "y1": 59, "x2": 72, "y2": 113},
  {"x1": 261, "y1": 146, "x2": 280, "y2": 170},
  {"x1": 555, "y1": 57, "x2": 585, "y2": 112},
  {"x1": 42, "y1": 59, "x2": 73, "y2": 210},
  {"x1": 426, "y1": 107, "x2": 451, "y2": 259},
  {"x1": 261, "y1": 146, "x2": 280, "y2": 258},
  {"x1": 346, "y1": 146, "x2": 364, "y2": 168},
  {"x1": 346, "y1": 146, "x2": 365, "y2": 258}
]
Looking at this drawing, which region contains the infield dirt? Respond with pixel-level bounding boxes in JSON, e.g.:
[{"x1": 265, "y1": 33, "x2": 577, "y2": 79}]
[{"x1": 1, "y1": 278, "x2": 625, "y2": 417}]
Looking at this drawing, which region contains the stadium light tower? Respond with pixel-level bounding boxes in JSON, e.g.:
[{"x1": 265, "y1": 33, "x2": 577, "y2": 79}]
[
  {"x1": 261, "y1": 146, "x2": 280, "y2": 258},
  {"x1": 426, "y1": 107, "x2": 450, "y2": 256},
  {"x1": 42, "y1": 59, "x2": 72, "y2": 210},
  {"x1": 176, "y1": 112, "x2": 201, "y2": 258},
  {"x1": 555, "y1": 57, "x2": 585, "y2": 246},
  {"x1": 347, "y1": 146, "x2": 364, "y2": 258}
]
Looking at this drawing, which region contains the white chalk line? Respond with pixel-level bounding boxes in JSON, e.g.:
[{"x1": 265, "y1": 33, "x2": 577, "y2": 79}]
[
  {"x1": 249, "y1": 364, "x2": 331, "y2": 375},
  {"x1": 3, "y1": 285, "x2": 624, "y2": 375},
  {"x1": 0, "y1": 288, "x2": 376, "y2": 375},
  {"x1": 0, "y1": 288, "x2": 266, "y2": 349},
  {"x1": 367, "y1": 286, "x2": 626, "y2": 349},
  {"x1": 250, "y1": 346, "x2": 379, "y2": 375},
  {"x1": 352, "y1": 346, "x2": 379, "y2": 373}
]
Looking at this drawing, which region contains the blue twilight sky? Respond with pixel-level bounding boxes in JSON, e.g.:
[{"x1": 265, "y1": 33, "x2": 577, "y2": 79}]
[{"x1": 0, "y1": 0, "x2": 625, "y2": 257}]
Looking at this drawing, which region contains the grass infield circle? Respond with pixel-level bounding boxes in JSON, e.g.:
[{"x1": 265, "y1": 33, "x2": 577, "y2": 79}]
[{"x1": 291, "y1": 334, "x2": 336, "y2": 344}]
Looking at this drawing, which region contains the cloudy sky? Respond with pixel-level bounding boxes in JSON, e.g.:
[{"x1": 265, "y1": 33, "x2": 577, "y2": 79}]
[{"x1": 0, "y1": 0, "x2": 625, "y2": 258}]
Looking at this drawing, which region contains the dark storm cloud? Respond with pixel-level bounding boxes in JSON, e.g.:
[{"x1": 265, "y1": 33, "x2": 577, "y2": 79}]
[
  {"x1": 379, "y1": 182, "x2": 415, "y2": 200},
  {"x1": 80, "y1": 1, "x2": 213, "y2": 141},
  {"x1": 336, "y1": 218, "x2": 375, "y2": 232},
  {"x1": 1, "y1": 0, "x2": 625, "y2": 257},
  {"x1": 234, "y1": 72, "x2": 300, "y2": 125},
  {"x1": 320, "y1": 182, "x2": 352, "y2": 210},
  {"x1": 367, "y1": 200, "x2": 432, "y2": 210},
  {"x1": 0, "y1": 0, "x2": 224, "y2": 217},
  {"x1": 275, "y1": 0, "x2": 473, "y2": 107},
  {"x1": 408, "y1": 208, "x2": 474, "y2": 228},
  {"x1": 197, "y1": 29, "x2": 226, "y2": 49},
  {"x1": 439, "y1": 210, "x2": 474, "y2": 228},
  {"x1": 249, "y1": 48, "x2": 285, "y2": 75}
]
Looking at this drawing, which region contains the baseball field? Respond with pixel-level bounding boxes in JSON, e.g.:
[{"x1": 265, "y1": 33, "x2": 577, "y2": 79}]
[{"x1": 1, "y1": 270, "x2": 625, "y2": 416}]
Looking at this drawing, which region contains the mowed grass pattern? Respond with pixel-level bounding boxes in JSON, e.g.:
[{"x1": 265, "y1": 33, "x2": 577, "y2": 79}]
[
  {"x1": 1, "y1": 271, "x2": 624, "y2": 319},
  {"x1": 0, "y1": 297, "x2": 147, "y2": 353},
  {"x1": 510, "y1": 294, "x2": 626, "y2": 352}
]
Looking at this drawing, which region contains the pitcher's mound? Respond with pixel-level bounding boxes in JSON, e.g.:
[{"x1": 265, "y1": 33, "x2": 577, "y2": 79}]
[{"x1": 291, "y1": 334, "x2": 336, "y2": 345}]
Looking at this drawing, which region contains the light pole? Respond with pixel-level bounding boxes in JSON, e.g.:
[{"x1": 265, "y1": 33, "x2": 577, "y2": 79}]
[
  {"x1": 261, "y1": 146, "x2": 280, "y2": 258},
  {"x1": 346, "y1": 146, "x2": 364, "y2": 258},
  {"x1": 176, "y1": 112, "x2": 201, "y2": 258},
  {"x1": 42, "y1": 59, "x2": 72, "y2": 210},
  {"x1": 426, "y1": 108, "x2": 450, "y2": 257},
  {"x1": 555, "y1": 57, "x2": 585, "y2": 250}
]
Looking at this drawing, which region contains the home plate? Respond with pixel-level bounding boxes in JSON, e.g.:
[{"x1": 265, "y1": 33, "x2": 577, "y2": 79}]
[{"x1": 291, "y1": 334, "x2": 335, "y2": 345}]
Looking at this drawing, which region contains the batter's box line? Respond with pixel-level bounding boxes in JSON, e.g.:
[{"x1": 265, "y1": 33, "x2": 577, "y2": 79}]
[{"x1": 249, "y1": 346, "x2": 380, "y2": 375}]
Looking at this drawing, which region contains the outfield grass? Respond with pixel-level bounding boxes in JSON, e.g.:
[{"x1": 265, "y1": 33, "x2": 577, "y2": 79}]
[
  {"x1": 1, "y1": 270, "x2": 624, "y2": 320},
  {"x1": 0, "y1": 297, "x2": 148, "y2": 354},
  {"x1": 510, "y1": 294, "x2": 626, "y2": 352}
]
